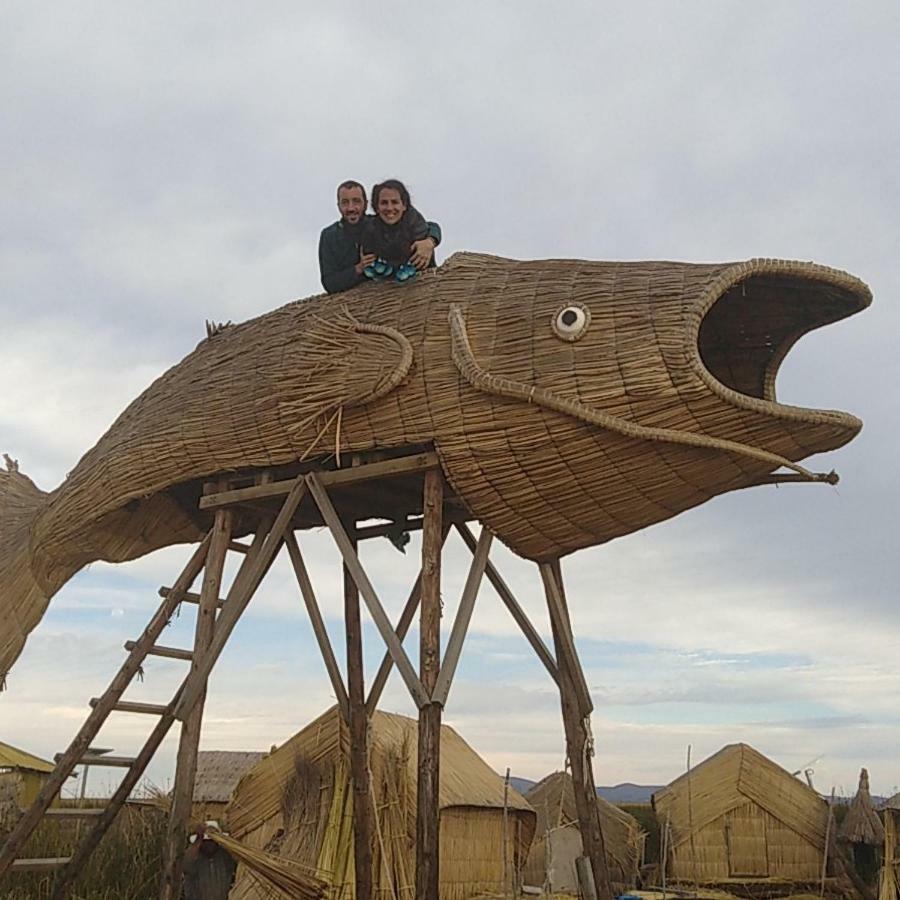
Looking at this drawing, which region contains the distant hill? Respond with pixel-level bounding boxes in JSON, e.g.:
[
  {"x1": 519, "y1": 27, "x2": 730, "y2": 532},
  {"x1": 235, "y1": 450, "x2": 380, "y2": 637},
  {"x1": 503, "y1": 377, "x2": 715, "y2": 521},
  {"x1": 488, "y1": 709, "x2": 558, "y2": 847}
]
[
  {"x1": 504, "y1": 775, "x2": 661, "y2": 805},
  {"x1": 597, "y1": 782, "x2": 662, "y2": 804},
  {"x1": 508, "y1": 776, "x2": 536, "y2": 796}
]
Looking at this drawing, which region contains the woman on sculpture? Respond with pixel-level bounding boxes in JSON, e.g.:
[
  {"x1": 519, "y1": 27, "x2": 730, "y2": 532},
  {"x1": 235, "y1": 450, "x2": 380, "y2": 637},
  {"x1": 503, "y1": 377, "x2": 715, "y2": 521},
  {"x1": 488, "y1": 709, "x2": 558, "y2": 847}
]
[{"x1": 361, "y1": 179, "x2": 434, "y2": 283}]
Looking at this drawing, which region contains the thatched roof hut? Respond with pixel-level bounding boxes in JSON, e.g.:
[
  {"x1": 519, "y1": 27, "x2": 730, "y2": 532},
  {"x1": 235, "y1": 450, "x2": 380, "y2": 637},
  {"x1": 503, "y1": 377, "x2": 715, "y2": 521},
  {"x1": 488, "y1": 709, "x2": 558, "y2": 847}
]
[
  {"x1": 191, "y1": 750, "x2": 266, "y2": 826},
  {"x1": 0, "y1": 739, "x2": 58, "y2": 822},
  {"x1": 652, "y1": 743, "x2": 831, "y2": 886},
  {"x1": 839, "y1": 768, "x2": 884, "y2": 846},
  {"x1": 226, "y1": 706, "x2": 536, "y2": 899},
  {"x1": 522, "y1": 770, "x2": 643, "y2": 893}
]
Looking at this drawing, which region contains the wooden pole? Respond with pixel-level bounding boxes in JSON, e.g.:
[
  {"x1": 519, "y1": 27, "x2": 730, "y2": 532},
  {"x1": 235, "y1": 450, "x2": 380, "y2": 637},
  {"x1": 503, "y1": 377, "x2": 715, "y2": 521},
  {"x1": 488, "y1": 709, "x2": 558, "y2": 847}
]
[
  {"x1": 416, "y1": 469, "x2": 443, "y2": 900},
  {"x1": 159, "y1": 501, "x2": 234, "y2": 900},
  {"x1": 540, "y1": 560, "x2": 613, "y2": 900},
  {"x1": 345, "y1": 519, "x2": 373, "y2": 900}
]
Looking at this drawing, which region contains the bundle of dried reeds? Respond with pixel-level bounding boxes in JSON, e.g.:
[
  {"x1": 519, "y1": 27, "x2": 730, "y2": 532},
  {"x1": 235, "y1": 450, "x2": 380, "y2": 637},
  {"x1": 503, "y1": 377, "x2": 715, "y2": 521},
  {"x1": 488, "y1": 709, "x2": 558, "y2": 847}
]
[
  {"x1": 839, "y1": 768, "x2": 885, "y2": 845},
  {"x1": 880, "y1": 805, "x2": 899, "y2": 900},
  {"x1": 208, "y1": 830, "x2": 327, "y2": 899}
]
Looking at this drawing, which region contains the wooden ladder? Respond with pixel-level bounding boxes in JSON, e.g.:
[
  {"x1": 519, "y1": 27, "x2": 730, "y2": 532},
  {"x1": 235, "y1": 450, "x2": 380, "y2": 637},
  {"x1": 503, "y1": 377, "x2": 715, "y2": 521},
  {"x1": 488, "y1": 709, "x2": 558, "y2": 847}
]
[{"x1": 0, "y1": 473, "x2": 307, "y2": 898}]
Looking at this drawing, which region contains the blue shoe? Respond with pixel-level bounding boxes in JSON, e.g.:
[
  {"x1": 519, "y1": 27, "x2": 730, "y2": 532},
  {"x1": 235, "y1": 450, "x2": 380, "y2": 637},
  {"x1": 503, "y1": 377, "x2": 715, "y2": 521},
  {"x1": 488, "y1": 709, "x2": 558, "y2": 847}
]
[
  {"x1": 395, "y1": 263, "x2": 417, "y2": 283},
  {"x1": 373, "y1": 258, "x2": 393, "y2": 277},
  {"x1": 363, "y1": 263, "x2": 380, "y2": 279}
]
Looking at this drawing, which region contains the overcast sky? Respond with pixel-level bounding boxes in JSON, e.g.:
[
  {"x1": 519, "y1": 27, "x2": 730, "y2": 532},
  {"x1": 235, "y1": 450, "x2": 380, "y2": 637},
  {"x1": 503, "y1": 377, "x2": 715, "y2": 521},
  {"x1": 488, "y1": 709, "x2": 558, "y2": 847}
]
[{"x1": 2, "y1": 1, "x2": 898, "y2": 803}]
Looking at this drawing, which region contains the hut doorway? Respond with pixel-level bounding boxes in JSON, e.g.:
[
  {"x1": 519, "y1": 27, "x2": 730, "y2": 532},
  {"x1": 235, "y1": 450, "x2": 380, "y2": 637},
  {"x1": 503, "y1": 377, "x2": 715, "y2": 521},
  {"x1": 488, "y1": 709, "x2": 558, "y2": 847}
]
[{"x1": 726, "y1": 803, "x2": 769, "y2": 877}]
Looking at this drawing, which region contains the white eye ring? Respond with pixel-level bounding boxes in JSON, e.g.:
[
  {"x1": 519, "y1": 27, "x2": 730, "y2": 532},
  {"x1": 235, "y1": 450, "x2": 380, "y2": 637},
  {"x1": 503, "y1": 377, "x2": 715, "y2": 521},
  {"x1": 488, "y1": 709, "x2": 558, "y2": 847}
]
[{"x1": 552, "y1": 304, "x2": 590, "y2": 342}]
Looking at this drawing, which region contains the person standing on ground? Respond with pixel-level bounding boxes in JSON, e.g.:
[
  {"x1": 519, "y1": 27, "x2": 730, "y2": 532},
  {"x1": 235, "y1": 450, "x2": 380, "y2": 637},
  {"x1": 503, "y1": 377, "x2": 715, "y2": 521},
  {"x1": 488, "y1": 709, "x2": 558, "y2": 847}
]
[
  {"x1": 181, "y1": 821, "x2": 236, "y2": 900},
  {"x1": 318, "y1": 179, "x2": 441, "y2": 293}
]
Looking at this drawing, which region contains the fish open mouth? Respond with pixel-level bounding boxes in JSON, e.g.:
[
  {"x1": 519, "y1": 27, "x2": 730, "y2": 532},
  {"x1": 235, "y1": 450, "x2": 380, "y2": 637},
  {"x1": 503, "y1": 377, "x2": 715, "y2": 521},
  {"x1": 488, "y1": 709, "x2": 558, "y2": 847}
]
[
  {"x1": 693, "y1": 259, "x2": 871, "y2": 423},
  {"x1": 450, "y1": 257, "x2": 871, "y2": 482}
]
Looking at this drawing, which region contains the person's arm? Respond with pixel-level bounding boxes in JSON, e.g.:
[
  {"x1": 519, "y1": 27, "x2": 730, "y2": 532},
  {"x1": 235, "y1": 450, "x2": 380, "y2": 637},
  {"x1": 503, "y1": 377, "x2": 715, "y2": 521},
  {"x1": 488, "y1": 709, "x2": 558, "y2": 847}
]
[
  {"x1": 318, "y1": 227, "x2": 366, "y2": 294},
  {"x1": 408, "y1": 213, "x2": 440, "y2": 271}
]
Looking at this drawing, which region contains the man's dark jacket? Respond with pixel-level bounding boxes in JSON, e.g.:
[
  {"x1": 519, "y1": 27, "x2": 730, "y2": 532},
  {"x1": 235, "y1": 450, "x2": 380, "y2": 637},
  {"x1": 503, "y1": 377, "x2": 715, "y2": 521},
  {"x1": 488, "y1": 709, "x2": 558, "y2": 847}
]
[{"x1": 318, "y1": 215, "x2": 442, "y2": 294}]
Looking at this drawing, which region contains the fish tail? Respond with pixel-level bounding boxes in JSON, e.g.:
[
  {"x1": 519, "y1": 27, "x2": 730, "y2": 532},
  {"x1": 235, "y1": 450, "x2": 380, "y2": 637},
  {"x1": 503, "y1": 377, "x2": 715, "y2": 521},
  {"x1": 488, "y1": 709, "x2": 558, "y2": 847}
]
[{"x1": 0, "y1": 459, "x2": 51, "y2": 689}]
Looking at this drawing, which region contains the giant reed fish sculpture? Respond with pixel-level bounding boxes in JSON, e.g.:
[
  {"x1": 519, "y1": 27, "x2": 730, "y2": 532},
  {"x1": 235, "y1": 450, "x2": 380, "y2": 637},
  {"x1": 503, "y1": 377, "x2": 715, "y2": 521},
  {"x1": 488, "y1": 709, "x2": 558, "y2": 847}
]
[{"x1": 0, "y1": 252, "x2": 871, "y2": 677}]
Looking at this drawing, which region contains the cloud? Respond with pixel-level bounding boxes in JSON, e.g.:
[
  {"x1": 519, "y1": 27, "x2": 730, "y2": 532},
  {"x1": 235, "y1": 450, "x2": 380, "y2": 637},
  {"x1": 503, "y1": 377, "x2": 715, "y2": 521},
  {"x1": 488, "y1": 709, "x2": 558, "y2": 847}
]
[{"x1": 2, "y1": 0, "x2": 898, "y2": 799}]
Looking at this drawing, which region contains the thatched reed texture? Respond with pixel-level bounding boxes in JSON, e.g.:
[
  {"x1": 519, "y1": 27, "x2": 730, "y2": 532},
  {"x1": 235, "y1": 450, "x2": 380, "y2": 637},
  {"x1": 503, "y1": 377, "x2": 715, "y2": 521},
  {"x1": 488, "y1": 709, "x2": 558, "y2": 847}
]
[
  {"x1": 521, "y1": 771, "x2": 643, "y2": 893},
  {"x1": 652, "y1": 743, "x2": 830, "y2": 885},
  {"x1": 188, "y1": 750, "x2": 267, "y2": 827},
  {"x1": 226, "y1": 705, "x2": 535, "y2": 899},
  {"x1": 879, "y1": 796, "x2": 899, "y2": 900},
  {"x1": 839, "y1": 768, "x2": 884, "y2": 845},
  {"x1": 0, "y1": 254, "x2": 871, "y2": 678}
]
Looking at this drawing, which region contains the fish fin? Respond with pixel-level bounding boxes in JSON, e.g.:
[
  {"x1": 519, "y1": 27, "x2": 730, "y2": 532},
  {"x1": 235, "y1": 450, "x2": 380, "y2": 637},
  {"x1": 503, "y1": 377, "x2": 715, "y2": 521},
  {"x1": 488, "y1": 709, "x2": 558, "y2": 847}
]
[
  {"x1": 279, "y1": 308, "x2": 414, "y2": 448},
  {"x1": 0, "y1": 462, "x2": 52, "y2": 689}
]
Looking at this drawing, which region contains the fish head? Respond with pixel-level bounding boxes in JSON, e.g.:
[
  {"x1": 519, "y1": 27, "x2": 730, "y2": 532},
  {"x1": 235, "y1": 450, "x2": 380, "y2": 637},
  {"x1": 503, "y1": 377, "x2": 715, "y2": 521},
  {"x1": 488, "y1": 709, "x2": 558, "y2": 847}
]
[{"x1": 441, "y1": 254, "x2": 871, "y2": 559}]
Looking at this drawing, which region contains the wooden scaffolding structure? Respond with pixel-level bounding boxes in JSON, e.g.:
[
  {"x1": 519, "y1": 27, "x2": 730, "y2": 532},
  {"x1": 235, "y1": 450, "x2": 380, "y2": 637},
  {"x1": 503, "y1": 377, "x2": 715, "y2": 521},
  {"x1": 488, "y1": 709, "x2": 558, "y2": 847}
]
[{"x1": 0, "y1": 447, "x2": 612, "y2": 900}]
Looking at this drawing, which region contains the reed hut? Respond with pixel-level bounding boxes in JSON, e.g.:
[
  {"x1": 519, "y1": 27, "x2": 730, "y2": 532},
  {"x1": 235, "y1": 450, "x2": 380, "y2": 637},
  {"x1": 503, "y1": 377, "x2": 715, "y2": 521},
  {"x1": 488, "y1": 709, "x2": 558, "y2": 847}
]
[
  {"x1": 879, "y1": 793, "x2": 900, "y2": 900},
  {"x1": 226, "y1": 706, "x2": 536, "y2": 899},
  {"x1": 522, "y1": 770, "x2": 643, "y2": 893},
  {"x1": 0, "y1": 740, "x2": 58, "y2": 820},
  {"x1": 652, "y1": 743, "x2": 831, "y2": 887},
  {"x1": 191, "y1": 750, "x2": 266, "y2": 827},
  {"x1": 839, "y1": 768, "x2": 884, "y2": 883}
]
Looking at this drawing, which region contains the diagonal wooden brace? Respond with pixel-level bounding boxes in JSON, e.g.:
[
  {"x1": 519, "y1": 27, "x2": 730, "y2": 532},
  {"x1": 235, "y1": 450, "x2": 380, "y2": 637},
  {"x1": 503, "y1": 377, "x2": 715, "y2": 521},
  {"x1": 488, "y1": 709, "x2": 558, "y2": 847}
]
[
  {"x1": 306, "y1": 472, "x2": 430, "y2": 709},
  {"x1": 455, "y1": 523, "x2": 560, "y2": 686},
  {"x1": 365, "y1": 523, "x2": 451, "y2": 715},
  {"x1": 173, "y1": 475, "x2": 308, "y2": 720},
  {"x1": 431, "y1": 526, "x2": 493, "y2": 707},
  {"x1": 285, "y1": 532, "x2": 350, "y2": 723}
]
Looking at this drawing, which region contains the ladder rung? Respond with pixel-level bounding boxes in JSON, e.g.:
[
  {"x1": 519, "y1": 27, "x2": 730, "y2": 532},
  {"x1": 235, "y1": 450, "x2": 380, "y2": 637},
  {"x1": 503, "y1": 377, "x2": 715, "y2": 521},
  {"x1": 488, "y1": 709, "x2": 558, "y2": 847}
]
[
  {"x1": 125, "y1": 640, "x2": 193, "y2": 661},
  {"x1": 12, "y1": 857, "x2": 71, "y2": 871},
  {"x1": 56, "y1": 753, "x2": 138, "y2": 768},
  {"x1": 90, "y1": 697, "x2": 169, "y2": 716},
  {"x1": 158, "y1": 586, "x2": 223, "y2": 608},
  {"x1": 42, "y1": 807, "x2": 105, "y2": 818},
  {"x1": 229, "y1": 541, "x2": 250, "y2": 554}
]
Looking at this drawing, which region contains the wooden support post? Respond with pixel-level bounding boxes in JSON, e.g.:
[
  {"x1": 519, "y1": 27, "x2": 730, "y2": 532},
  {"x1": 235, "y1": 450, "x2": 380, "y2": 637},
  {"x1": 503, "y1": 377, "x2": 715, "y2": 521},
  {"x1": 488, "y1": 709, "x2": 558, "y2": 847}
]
[
  {"x1": 344, "y1": 520, "x2": 373, "y2": 900},
  {"x1": 540, "y1": 560, "x2": 612, "y2": 900},
  {"x1": 416, "y1": 469, "x2": 443, "y2": 900},
  {"x1": 159, "y1": 502, "x2": 234, "y2": 900}
]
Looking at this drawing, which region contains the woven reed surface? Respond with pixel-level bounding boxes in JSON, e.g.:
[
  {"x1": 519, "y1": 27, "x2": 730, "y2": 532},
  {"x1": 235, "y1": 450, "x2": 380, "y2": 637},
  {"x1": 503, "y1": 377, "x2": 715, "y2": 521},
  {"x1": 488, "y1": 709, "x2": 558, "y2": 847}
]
[
  {"x1": 838, "y1": 768, "x2": 885, "y2": 845},
  {"x1": 653, "y1": 743, "x2": 830, "y2": 883},
  {"x1": 227, "y1": 705, "x2": 536, "y2": 898},
  {"x1": 192, "y1": 750, "x2": 267, "y2": 804},
  {"x1": 1, "y1": 253, "x2": 870, "y2": 677},
  {"x1": 522, "y1": 770, "x2": 642, "y2": 889}
]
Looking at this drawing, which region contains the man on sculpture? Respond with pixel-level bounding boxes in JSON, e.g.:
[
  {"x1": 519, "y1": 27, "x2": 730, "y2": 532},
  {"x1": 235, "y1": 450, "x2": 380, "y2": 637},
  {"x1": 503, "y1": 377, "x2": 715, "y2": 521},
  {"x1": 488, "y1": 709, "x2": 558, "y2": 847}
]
[{"x1": 318, "y1": 179, "x2": 441, "y2": 293}]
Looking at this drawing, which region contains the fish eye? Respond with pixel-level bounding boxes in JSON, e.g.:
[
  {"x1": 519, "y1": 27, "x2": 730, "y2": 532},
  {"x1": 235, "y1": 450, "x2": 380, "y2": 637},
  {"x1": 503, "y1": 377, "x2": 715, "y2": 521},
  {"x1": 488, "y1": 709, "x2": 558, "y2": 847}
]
[{"x1": 552, "y1": 304, "x2": 590, "y2": 342}]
